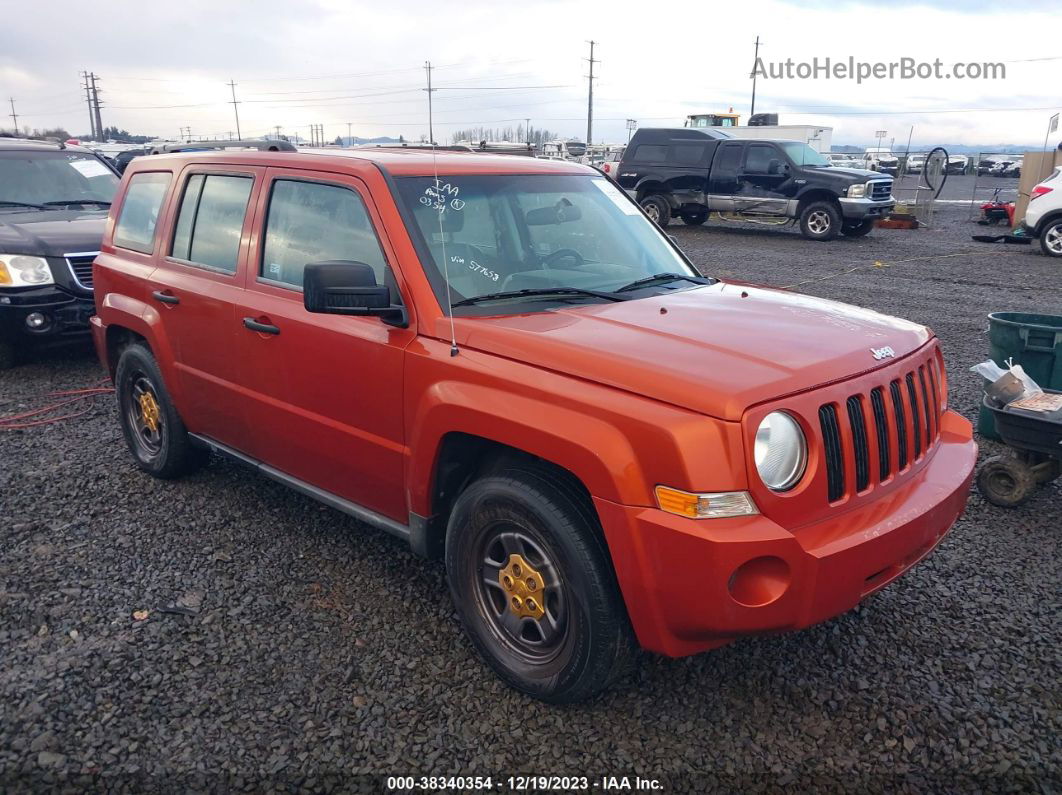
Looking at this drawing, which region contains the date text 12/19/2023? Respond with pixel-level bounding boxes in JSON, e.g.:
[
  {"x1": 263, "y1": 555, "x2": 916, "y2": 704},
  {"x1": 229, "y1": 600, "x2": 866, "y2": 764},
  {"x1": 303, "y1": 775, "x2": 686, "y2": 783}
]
[{"x1": 385, "y1": 775, "x2": 665, "y2": 791}]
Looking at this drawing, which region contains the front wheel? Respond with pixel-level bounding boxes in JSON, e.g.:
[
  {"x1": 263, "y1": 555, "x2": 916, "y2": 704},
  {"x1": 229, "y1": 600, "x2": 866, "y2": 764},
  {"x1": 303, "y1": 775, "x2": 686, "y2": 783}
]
[
  {"x1": 115, "y1": 343, "x2": 207, "y2": 479},
  {"x1": 1040, "y1": 219, "x2": 1062, "y2": 258},
  {"x1": 445, "y1": 467, "x2": 634, "y2": 703},
  {"x1": 842, "y1": 219, "x2": 876, "y2": 238},
  {"x1": 799, "y1": 201, "x2": 842, "y2": 241},
  {"x1": 639, "y1": 195, "x2": 671, "y2": 227}
]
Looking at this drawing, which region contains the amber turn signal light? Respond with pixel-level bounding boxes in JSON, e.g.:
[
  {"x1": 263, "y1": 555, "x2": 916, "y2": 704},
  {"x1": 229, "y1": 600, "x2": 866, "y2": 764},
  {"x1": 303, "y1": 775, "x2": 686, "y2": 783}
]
[{"x1": 654, "y1": 486, "x2": 758, "y2": 519}]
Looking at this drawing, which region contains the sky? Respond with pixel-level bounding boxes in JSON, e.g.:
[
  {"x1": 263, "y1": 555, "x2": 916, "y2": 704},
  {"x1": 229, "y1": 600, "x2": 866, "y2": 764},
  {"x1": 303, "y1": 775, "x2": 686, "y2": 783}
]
[{"x1": 1, "y1": 0, "x2": 1060, "y2": 148}]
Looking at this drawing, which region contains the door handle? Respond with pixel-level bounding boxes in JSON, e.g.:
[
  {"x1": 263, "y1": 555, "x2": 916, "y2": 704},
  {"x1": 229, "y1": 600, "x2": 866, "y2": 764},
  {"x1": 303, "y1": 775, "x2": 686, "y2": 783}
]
[
  {"x1": 152, "y1": 290, "x2": 179, "y2": 305},
  {"x1": 243, "y1": 317, "x2": 280, "y2": 335}
]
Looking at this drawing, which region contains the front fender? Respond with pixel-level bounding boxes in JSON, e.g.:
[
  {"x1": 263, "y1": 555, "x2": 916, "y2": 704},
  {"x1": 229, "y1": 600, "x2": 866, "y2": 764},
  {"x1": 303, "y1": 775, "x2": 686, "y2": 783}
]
[{"x1": 97, "y1": 293, "x2": 184, "y2": 409}]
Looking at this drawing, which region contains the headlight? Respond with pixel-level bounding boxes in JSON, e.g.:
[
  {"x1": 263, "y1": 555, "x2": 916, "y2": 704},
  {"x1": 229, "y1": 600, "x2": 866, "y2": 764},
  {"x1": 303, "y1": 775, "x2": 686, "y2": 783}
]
[
  {"x1": 754, "y1": 411, "x2": 807, "y2": 492},
  {"x1": 847, "y1": 183, "x2": 867, "y2": 199},
  {"x1": 0, "y1": 255, "x2": 54, "y2": 287}
]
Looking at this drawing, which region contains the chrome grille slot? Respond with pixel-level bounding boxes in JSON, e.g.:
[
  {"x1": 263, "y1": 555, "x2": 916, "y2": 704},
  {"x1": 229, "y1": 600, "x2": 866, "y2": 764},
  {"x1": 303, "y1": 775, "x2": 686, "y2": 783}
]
[
  {"x1": 65, "y1": 252, "x2": 98, "y2": 290},
  {"x1": 869, "y1": 180, "x2": 893, "y2": 200}
]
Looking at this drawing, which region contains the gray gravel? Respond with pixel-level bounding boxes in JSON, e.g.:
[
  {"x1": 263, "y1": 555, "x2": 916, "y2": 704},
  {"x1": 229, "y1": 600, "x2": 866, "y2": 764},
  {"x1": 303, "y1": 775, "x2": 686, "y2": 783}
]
[{"x1": 1, "y1": 203, "x2": 1060, "y2": 792}]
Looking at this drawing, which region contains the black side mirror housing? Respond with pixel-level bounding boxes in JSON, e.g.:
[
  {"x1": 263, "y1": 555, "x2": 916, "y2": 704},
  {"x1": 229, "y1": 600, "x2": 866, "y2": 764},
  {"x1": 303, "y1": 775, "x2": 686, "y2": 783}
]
[
  {"x1": 303, "y1": 261, "x2": 408, "y2": 327},
  {"x1": 767, "y1": 159, "x2": 782, "y2": 175}
]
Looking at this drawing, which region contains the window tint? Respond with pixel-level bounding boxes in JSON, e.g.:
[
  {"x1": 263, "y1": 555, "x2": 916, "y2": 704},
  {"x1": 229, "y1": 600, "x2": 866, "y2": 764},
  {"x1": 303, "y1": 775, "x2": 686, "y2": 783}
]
[
  {"x1": 261, "y1": 180, "x2": 389, "y2": 289},
  {"x1": 113, "y1": 172, "x2": 170, "y2": 254},
  {"x1": 170, "y1": 174, "x2": 252, "y2": 272},
  {"x1": 633, "y1": 144, "x2": 667, "y2": 163},
  {"x1": 669, "y1": 144, "x2": 706, "y2": 165},
  {"x1": 744, "y1": 145, "x2": 776, "y2": 174},
  {"x1": 716, "y1": 144, "x2": 743, "y2": 172}
]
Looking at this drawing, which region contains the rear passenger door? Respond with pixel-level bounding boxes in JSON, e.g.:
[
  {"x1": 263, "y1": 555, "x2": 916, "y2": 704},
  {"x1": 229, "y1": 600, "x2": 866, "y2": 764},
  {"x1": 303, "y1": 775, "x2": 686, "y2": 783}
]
[
  {"x1": 737, "y1": 143, "x2": 790, "y2": 214},
  {"x1": 148, "y1": 166, "x2": 263, "y2": 452},
  {"x1": 234, "y1": 168, "x2": 415, "y2": 523}
]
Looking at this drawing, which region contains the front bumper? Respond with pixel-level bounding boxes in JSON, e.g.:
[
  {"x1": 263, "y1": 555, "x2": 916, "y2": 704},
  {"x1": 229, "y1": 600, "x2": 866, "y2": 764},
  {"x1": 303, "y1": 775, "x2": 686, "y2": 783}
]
[
  {"x1": 0, "y1": 286, "x2": 95, "y2": 348},
  {"x1": 838, "y1": 197, "x2": 895, "y2": 220},
  {"x1": 594, "y1": 409, "x2": 976, "y2": 657}
]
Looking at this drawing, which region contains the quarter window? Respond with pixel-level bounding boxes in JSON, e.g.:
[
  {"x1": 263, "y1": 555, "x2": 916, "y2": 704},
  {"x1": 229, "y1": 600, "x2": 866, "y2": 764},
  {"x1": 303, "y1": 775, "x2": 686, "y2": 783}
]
[
  {"x1": 113, "y1": 172, "x2": 171, "y2": 254},
  {"x1": 171, "y1": 174, "x2": 253, "y2": 273},
  {"x1": 632, "y1": 144, "x2": 668, "y2": 163},
  {"x1": 261, "y1": 179, "x2": 389, "y2": 289}
]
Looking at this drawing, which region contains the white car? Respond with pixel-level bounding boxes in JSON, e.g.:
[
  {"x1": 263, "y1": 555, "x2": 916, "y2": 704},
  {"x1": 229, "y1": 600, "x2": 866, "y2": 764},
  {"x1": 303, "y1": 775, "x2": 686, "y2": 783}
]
[
  {"x1": 863, "y1": 149, "x2": 899, "y2": 174},
  {"x1": 826, "y1": 152, "x2": 862, "y2": 169},
  {"x1": 1021, "y1": 167, "x2": 1062, "y2": 257},
  {"x1": 905, "y1": 153, "x2": 927, "y2": 174}
]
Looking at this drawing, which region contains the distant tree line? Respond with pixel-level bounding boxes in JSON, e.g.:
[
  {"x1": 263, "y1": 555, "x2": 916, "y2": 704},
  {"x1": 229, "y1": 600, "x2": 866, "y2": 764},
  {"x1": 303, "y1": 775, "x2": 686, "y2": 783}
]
[{"x1": 451, "y1": 125, "x2": 560, "y2": 145}]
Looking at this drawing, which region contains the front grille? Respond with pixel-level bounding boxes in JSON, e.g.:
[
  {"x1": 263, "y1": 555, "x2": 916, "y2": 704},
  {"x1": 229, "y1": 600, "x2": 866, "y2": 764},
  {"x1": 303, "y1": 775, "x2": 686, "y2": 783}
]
[
  {"x1": 819, "y1": 353, "x2": 942, "y2": 503},
  {"x1": 65, "y1": 252, "x2": 97, "y2": 290},
  {"x1": 869, "y1": 180, "x2": 892, "y2": 201}
]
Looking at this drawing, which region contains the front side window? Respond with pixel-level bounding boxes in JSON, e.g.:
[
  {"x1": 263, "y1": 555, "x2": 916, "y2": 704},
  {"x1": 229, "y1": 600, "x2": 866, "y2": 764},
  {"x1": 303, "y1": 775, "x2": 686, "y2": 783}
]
[
  {"x1": 744, "y1": 144, "x2": 776, "y2": 174},
  {"x1": 113, "y1": 172, "x2": 171, "y2": 254},
  {"x1": 396, "y1": 174, "x2": 699, "y2": 314},
  {"x1": 0, "y1": 150, "x2": 119, "y2": 207},
  {"x1": 260, "y1": 179, "x2": 389, "y2": 289},
  {"x1": 779, "y1": 142, "x2": 829, "y2": 167},
  {"x1": 171, "y1": 174, "x2": 253, "y2": 273}
]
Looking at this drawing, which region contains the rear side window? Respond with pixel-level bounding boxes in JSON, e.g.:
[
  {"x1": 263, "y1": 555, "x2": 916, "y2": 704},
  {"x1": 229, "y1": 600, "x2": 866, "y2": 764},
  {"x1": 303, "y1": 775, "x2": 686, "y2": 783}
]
[
  {"x1": 260, "y1": 179, "x2": 389, "y2": 289},
  {"x1": 715, "y1": 143, "x2": 744, "y2": 172},
  {"x1": 113, "y1": 172, "x2": 171, "y2": 254},
  {"x1": 632, "y1": 144, "x2": 667, "y2": 163},
  {"x1": 669, "y1": 144, "x2": 707, "y2": 165},
  {"x1": 171, "y1": 174, "x2": 253, "y2": 273}
]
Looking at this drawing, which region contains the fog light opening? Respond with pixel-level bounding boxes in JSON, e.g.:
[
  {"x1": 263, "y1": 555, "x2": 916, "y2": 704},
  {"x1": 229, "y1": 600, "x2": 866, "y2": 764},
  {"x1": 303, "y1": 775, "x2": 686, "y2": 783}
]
[
  {"x1": 727, "y1": 556, "x2": 791, "y2": 607},
  {"x1": 25, "y1": 312, "x2": 51, "y2": 331}
]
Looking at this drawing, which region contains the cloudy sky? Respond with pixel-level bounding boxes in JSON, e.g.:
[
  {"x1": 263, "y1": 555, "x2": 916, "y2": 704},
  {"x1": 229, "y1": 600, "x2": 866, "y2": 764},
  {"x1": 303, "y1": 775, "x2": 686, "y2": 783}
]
[{"x1": 1, "y1": 0, "x2": 1060, "y2": 148}]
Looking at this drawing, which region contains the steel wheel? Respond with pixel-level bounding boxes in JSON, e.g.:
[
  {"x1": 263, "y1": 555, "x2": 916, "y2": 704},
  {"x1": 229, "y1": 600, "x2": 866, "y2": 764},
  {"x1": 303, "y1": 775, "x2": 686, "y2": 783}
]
[
  {"x1": 125, "y1": 372, "x2": 164, "y2": 457},
  {"x1": 807, "y1": 210, "x2": 832, "y2": 235},
  {"x1": 474, "y1": 523, "x2": 567, "y2": 663},
  {"x1": 644, "y1": 203, "x2": 660, "y2": 222}
]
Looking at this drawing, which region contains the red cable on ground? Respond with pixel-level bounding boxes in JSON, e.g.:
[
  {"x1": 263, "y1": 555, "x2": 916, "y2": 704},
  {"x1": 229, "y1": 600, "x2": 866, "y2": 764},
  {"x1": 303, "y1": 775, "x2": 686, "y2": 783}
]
[{"x1": 0, "y1": 381, "x2": 115, "y2": 431}]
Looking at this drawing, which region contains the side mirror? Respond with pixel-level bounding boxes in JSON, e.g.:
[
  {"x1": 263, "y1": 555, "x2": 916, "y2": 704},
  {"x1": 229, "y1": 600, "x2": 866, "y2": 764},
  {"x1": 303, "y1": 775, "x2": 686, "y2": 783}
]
[
  {"x1": 303, "y1": 260, "x2": 408, "y2": 327},
  {"x1": 767, "y1": 159, "x2": 782, "y2": 175}
]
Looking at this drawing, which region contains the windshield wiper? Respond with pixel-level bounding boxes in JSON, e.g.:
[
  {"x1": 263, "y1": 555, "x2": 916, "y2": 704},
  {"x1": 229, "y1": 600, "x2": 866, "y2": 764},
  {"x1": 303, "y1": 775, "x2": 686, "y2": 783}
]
[
  {"x1": 615, "y1": 272, "x2": 714, "y2": 293},
  {"x1": 452, "y1": 286, "x2": 630, "y2": 308},
  {"x1": 42, "y1": 199, "x2": 112, "y2": 207},
  {"x1": 0, "y1": 200, "x2": 51, "y2": 210}
]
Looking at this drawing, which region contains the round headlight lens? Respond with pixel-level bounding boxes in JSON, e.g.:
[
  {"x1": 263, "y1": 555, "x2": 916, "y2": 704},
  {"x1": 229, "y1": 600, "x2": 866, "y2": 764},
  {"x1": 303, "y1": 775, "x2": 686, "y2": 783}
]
[{"x1": 754, "y1": 411, "x2": 807, "y2": 491}]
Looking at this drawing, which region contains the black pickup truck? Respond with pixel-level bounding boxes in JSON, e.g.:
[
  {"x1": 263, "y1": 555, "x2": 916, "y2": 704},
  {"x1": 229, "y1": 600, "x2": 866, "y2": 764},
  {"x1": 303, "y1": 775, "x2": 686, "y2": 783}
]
[{"x1": 615, "y1": 128, "x2": 894, "y2": 240}]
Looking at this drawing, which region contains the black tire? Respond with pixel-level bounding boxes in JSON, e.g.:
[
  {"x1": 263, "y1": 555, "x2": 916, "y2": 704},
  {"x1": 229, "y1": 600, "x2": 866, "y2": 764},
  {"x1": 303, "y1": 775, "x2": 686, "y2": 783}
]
[
  {"x1": 445, "y1": 466, "x2": 635, "y2": 703},
  {"x1": 681, "y1": 208, "x2": 709, "y2": 226},
  {"x1": 0, "y1": 339, "x2": 16, "y2": 371},
  {"x1": 1039, "y1": 219, "x2": 1062, "y2": 258},
  {"x1": 639, "y1": 195, "x2": 671, "y2": 227},
  {"x1": 976, "y1": 455, "x2": 1037, "y2": 508},
  {"x1": 115, "y1": 342, "x2": 207, "y2": 479},
  {"x1": 799, "y1": 201, "x2": 842, "y2": 241},
  {"x1": 842, "y1": 219, "x2": 875, "y2": 238}
]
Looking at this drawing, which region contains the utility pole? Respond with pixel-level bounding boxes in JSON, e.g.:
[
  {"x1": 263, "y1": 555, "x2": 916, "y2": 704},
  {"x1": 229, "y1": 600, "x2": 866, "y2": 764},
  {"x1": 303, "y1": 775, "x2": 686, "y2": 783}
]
[
  {"x1": 81, "y1": 71, "x2": 96, "y2": 140},
  {"x1": 347, "y1": 121, "x2": 352, "y2": 146},
  {"x1": 424, "y1": 61, "x2": 435, "y2": 145},
  {"x1": 525, "y1": 118, "x2": 531, "y2": 145},
  {"x1": 585, "y1": 41, "x2": 598, "y2": 146},
  {"x1": 626, "y1": 118, "x2": 637, "y2": 144},
  {"x1": 274, "y1": 125, "x2": 282, "y2": 140},
  {"x1": 227, "y1": 80, "x2": 242, "y2": 140},
  {"x1": 89, "y1": 73, "x2": 103, "y2": 141},
  {"x1": 750, "y1": 36, "x2": 761, "y2": 118},
  {"x1": 8, "y1": 98, "x2": 18, "y2": 137}
]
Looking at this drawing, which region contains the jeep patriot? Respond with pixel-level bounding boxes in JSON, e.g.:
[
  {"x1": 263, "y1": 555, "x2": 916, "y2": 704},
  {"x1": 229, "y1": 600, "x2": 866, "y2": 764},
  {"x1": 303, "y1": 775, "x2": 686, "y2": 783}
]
[{"x1": 92, "y1": 147, "x2": 977, "y2": 702}]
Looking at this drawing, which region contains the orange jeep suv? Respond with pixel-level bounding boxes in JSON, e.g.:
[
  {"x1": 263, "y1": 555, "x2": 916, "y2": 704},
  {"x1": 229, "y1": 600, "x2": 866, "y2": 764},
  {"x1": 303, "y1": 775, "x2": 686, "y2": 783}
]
[{"x1": 92, "y1": 146, "x2": 977, "y2": 702}]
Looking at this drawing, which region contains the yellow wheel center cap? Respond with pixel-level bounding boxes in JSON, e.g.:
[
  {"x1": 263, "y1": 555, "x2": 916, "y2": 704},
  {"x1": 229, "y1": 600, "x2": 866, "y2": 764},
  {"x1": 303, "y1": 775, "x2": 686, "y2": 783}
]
[
  {"x1": 499, "y1": 553, "x2": 546, "y2": 620},
  {"x1": 138, "y1": 391, "x2": 160, "y2": 433}
]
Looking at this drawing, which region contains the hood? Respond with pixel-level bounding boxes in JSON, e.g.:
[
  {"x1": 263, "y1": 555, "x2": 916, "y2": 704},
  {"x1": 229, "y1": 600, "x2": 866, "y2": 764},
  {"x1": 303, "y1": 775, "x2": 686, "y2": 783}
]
[
  {"x1": 824, "y1": 166, "x2": 888, "y2": 180},
  {"x1": 453, "y1": 283, "x2": 931, "y2": 420},
  {"x1": 0, "y1": 209, "x2": 108, "y2": 256}
]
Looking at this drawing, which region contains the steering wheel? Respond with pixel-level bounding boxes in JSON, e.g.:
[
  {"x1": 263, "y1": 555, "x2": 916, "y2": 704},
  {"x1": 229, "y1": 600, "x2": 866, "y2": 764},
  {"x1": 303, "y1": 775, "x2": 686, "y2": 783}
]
[{"x1": 542, "y1": 248, "x2": 585, "y2": 269}]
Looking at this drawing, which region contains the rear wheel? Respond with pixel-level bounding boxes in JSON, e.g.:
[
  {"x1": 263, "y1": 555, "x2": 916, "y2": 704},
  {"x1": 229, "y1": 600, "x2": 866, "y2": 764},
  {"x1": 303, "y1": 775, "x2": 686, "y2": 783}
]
[
  {"x1": 639, "y1": 195, "x2": 671, "y2": 227},
  {"x1": 1039, "y1": 219, "x2": 1062, "y2": 258},
  {"x1": 842, "y1": 219, "x2": 876, "y2": 238},
  {"x1": 115, "y1": 343, "x2": 207, "y2": 479},
  {"x1": 799, "y1": 201, "x2": 842, "y2": 241},
  {"x1": 681, "y1": 208, "x2": 709, "y2": 226},
  {"x1": 445, "y1": 467, "x2": 634, "y2": 703},
  {"x1": 976, "y1": 455, "x2": 1036, "y2": 507}
]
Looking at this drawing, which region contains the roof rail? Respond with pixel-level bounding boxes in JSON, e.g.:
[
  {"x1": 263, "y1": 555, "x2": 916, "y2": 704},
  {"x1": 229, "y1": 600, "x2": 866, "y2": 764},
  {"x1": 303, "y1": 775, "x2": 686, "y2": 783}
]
[
  {"x1": 0, "y1": 135, "x2": 66, "y2": 149},
  {"x1": 148, "y1": 139, "x2": 297, "y2": 155}
]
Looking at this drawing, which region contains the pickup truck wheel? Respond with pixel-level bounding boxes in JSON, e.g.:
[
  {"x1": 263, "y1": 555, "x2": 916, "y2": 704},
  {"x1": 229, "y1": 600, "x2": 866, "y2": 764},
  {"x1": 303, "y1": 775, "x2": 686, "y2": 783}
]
[
  {"x1": 1040, "y1": 219, "x2": 1062, "y2": 257},
  {"x1": 842, "y1": 219, "x2": 876, "y2": 237},
  {"x1": 445, "y1": 468, "x2": 634, "y2": 703},
  {"x1": 115, "y1": 343, "x2": 207, "y2": 479},
  {"x1": 799, "y1": 201, "x2": 842, "y2": 241},
  {"x1": 681, "y1": 209, "x2": 709, "y2": 225},
  {"x1": 639, "y1": 195, "x2": 671, "y2": 227}
]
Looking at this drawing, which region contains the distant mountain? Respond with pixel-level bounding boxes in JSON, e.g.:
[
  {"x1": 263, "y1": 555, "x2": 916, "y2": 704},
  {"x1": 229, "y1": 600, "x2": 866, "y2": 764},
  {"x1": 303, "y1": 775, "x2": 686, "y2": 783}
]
[{"x1": 833, "y1": 143, "x2": 1042, "y2": 154}]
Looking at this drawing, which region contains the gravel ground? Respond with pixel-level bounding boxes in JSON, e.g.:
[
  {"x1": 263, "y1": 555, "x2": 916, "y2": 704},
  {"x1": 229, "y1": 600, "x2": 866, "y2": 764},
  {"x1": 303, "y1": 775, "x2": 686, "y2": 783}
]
[{"x1": 1, "y1": 204, "x2": 1059, "y2": 793}]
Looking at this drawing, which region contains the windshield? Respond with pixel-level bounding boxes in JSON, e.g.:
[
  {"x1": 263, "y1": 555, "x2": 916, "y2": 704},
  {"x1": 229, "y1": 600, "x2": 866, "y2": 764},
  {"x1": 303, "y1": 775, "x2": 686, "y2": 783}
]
[
  {"x1": 397, "y1": 174, "x2": 700, "y2": 313},
  {"x1": 779, "y1": 143, "x2": 829, "y2": 167},
  {"x1": 0, "y1": 150, "x2": 118, "y2": 207}
]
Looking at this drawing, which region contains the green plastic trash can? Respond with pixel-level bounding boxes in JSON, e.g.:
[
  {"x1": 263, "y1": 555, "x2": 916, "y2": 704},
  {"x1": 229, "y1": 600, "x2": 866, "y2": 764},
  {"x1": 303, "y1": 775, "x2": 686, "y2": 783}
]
[{"x1": 977, "y1": 312, "x2": 1062, "y2": 439}]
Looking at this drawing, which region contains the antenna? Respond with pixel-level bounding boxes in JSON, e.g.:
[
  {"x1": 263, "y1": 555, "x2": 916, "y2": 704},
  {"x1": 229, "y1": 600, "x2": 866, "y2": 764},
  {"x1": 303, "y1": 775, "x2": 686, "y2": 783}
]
[{"x1": 426, "y1": 61, "x2": 458, "y2": 357}]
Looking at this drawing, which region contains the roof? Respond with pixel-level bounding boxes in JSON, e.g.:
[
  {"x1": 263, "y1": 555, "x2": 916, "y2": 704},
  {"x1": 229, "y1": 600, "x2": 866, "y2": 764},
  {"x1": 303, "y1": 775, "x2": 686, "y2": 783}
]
[
  {"x1": 134, "y1": 146, "x2": 593, "y2": 178},
  {"x1": 0, "y1": 137, "x2": 92, "y2": 153}
]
